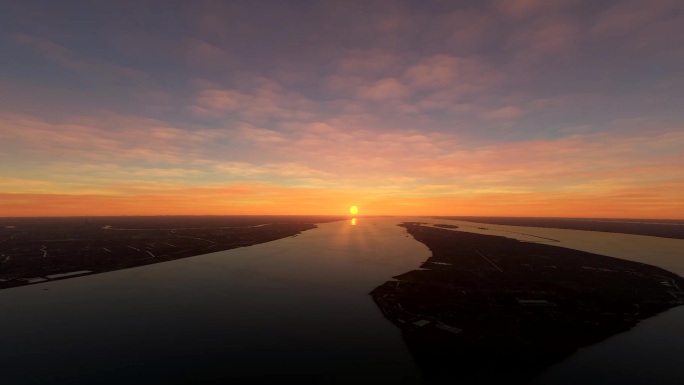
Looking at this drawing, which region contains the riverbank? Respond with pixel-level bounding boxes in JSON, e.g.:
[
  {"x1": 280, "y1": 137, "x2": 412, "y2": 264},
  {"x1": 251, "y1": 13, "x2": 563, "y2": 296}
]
[{"x1": 0, "y1": 216, "x2": 345, "y2": 290}]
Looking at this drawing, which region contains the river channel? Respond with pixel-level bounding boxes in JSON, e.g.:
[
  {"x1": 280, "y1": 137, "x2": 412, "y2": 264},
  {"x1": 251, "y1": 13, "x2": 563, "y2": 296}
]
[{"x1": 1, "y1": 217, "x2": 682, "y2": 384}]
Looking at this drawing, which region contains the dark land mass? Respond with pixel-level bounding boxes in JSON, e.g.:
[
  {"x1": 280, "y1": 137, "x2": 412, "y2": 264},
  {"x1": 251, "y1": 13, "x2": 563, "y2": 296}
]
[
  {"x1": 371, "y1": 223, "x2": 684, "y2": 384},
  {"x1": 433, "y1": 224, "x2": 459, "y2": 229},
  {"x1": 0, "y1": 215, "x2": 344, "y2": 290},
  {"x1": 433, "y1": 216, "x2": 684, "y2": 239}
]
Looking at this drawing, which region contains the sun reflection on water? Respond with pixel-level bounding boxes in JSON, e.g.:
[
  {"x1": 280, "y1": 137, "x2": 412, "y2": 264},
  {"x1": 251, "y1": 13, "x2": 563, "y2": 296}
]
[{"x1": 351, "y1": 218, "x2": 357, "y2": 226}]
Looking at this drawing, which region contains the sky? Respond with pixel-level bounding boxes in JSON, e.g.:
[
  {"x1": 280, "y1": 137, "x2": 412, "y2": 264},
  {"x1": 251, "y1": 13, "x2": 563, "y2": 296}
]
[{"x1": 1, "y1": 0, "x2": 683, "y2": 218}]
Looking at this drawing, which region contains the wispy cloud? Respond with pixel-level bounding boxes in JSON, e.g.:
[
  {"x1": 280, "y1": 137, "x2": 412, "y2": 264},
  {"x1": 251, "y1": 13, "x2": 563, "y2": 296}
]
[{"x1": 10, "y1": 33, "x2": 143, "y2": 80}]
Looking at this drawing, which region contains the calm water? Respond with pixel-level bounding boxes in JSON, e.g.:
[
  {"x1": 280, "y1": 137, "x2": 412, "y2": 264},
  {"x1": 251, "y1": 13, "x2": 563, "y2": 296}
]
[
  {"x1": 1, "y1": 217, "x2": 683, "y2": 384},
  {"x1": 0, "y1": 218, "x2": 429, "y2": 384}
]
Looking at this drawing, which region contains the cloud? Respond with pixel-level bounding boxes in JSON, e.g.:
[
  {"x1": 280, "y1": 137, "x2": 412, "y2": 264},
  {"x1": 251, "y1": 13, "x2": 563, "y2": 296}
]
[
  {"x1": 10, "y1": 33, "x2": 69, "y2": 60},
  {"x1": 190, "y1": 79, "x2": 316, "y2": 122},
  {"x1": 507, "y1": 17, "x2": 580, "y2": 57},
  {"x1": 492, "y1": 0, "x2": 581, "y2": 19},
  {"x1": 428, "y1": 9, "x2": 495, "y2": 51},
  {"x1": 485, "y1": 106, "x2": 525, "y2": 120},
  {"x1": 0, "y1": 177, "x2": 55, "y2": 194},
  {"x1": 404, "y1": 55, "x2": 493, "y2": 89},
  {"x1": 214, "y1": 162, "x2": 330, "y2": 179},
  {"x1": 334, "y1": 49, "x2": 401, "y2": 75},
  {"x1": 0, "y1": 112, "x2": 215, "y2": 164},
  {"x1": 400, "y1": 55, "x2": 507, "y2": 109},
  {"x1": 592, "y1": 0, "x2": 681, "y2": 36},
  {"x1": 236, "y1": 125, "x2": 286, "y2": 144},
  {"x1": 175, "y1": 38, "x2": 237, "y2": 69},
  {"x1": 10, "y1": 33, "x2": 142, "y2": 80},
  {"x1": 356, "y1": 77, "x2": 409, "y2": 101}
]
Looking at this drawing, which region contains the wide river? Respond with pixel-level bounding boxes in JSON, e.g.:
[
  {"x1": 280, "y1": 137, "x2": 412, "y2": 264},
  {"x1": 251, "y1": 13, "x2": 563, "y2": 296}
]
[{"x1": 0, "y1": 217, "x2": 683, "y2": 384}]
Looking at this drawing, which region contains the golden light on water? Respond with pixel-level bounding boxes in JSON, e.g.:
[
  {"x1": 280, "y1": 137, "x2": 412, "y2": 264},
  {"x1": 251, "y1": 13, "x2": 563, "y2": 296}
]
[
  {"x1": 349, "y1": 206, "x2": 359, "y2": 215},
  {"x1": 351, "y1": 218, "x2": 357, "y2": 226}
]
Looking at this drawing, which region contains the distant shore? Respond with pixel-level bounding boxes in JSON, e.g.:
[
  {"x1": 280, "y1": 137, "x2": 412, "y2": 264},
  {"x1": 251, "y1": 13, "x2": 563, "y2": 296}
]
[{"x1": 433, "y1": 216, "x2": 684, "y2": 239}]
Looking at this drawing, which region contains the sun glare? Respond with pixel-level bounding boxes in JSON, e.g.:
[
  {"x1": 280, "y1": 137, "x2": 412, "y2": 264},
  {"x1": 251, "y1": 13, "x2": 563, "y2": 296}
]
[{"x1": 349, "y1": 206, "x2": 359, "y2": 215}]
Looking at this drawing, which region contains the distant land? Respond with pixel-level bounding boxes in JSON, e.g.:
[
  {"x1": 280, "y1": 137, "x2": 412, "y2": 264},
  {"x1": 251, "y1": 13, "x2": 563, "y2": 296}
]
[
  {"x1": 372, "y1": 223, "x2": 684, "y2": 384},
  {"x1": 433, "y1": 216, "x2": 684, "y2": 239},
  {"x1": 0, "y1": 216, "x2": 344, "y2": 290}
]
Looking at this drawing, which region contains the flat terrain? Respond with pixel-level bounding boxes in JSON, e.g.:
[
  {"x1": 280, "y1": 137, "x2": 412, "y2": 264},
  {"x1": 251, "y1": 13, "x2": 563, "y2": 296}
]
[
  {"x1": 371, "y1": 223, "x2": 684, "y2": 384},
  {"x1": 434, "y1": 216, "x2": 684, "y2": 239},
  {"x1": 0, "y1": 216, "x2": 343, "y2": 290}
]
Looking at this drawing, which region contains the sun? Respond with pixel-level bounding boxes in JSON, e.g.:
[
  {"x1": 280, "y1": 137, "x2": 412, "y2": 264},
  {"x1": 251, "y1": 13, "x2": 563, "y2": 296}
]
[{"x1": 349, "y1": 206, "x2": 359, "y2": 215}]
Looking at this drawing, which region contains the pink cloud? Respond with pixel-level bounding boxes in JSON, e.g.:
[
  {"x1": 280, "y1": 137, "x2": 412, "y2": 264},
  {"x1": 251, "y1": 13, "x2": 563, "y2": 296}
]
[
  {"x1": 214, "y1": 161, "x2": 330, "y2": 179},
  {"x1": 430, "y1": 10, "x2": 495, "y2": 50},
  {"x1": 0, "y1": 112, "x2": 213, "y2": 165},
  {"x1": 324, "y1": 75, "x2": 366, "y2": 94},
  {"x1": 355, "y1": 77, "x2": 409, "y2": 101},
  {"x1": 236, "y1": 125, "x2": 286, "y2": 144},
  {"x1": 409, "y1": 130, "x2": 684, "y2": 189},
  {"x1": 507, "y1": 18, "x2": 580, "y2": 57},
  {"x1": 190, "y1": 79, "x2": 316, "y2": 122},
  {"x1": 404, "y1": 55, "x2": 485, "y2": 89},
  {"x1": 485, "y1": 106, "x2": 525, "y2": 120},
  {"x1": 334, "y1": 50, "x2": 401, "y2": 75},
  {"x1": 175, "y1": 38, "x2": 236, "y2": 69},
  {"x1": 402, "y1": 55, "x2": 506, "y2": 106},
  {"x1": 592, "y1": 0, "x2": 681, "y2": 36},
  {"x1": 492, "y1": 0, "x2": 581, "y2": 19}
]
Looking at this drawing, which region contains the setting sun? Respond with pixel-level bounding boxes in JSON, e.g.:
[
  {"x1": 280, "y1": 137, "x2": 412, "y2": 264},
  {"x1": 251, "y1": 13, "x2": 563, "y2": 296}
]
[{"x1": 349, "y1": 206, "x2": 359, "y2": 215}]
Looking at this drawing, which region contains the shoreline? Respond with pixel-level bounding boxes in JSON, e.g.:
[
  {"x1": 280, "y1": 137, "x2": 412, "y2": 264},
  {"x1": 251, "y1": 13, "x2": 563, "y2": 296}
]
[
  {"x1": 432, "y1": 216, "x2": 684, "y2": 240},
  {"x1": 0, "y1": 216, "x2": 346, "y2": 291}
]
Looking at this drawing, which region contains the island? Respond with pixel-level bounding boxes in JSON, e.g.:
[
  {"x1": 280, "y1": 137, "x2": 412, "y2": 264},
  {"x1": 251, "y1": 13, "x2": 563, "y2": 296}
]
[
  {"x1": 0, "y1": 215, "x2": 343, "y2": 290},
  {"x1": 371, "y1": 223, "x2": 684, "y2": 384}
]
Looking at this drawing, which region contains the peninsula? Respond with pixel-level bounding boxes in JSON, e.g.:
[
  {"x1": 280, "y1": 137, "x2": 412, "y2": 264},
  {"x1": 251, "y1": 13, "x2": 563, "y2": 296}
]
[{"x1": 371, "y1": 223, "x2": 684, "y2": 384}]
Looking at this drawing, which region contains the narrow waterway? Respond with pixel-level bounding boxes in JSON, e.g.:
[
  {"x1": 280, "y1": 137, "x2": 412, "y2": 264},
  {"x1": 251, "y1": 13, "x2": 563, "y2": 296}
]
[{"x1": 0, "y1": 218, "x2": 429, "y2": 384}]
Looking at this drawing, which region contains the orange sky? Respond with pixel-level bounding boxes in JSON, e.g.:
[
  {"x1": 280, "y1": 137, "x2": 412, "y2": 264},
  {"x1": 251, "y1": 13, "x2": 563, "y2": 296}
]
[{"x1": 1, "y1": 180, "x2": 682, "y2": 218}]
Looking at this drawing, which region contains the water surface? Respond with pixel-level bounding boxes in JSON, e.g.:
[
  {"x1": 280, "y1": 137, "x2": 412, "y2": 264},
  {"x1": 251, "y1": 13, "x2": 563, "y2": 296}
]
[
  {"x1": 2, "y1": 217, "x2": 683, "y2": 384},
  {"x1": 0, "y1": 218, "x2": 428, "y2": 384}
]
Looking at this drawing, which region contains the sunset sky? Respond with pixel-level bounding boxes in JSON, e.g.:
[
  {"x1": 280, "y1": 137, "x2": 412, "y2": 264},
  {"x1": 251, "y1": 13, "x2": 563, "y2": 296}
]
[{"x1": 1, "y1": 0, "x2": 683, "y2": 218}]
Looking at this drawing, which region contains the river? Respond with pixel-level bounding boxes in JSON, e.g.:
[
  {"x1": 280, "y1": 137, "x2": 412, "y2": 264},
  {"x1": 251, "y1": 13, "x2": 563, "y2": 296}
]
[{"x1": 0, "y1": 217, "x2": 682, "y2": 384}]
